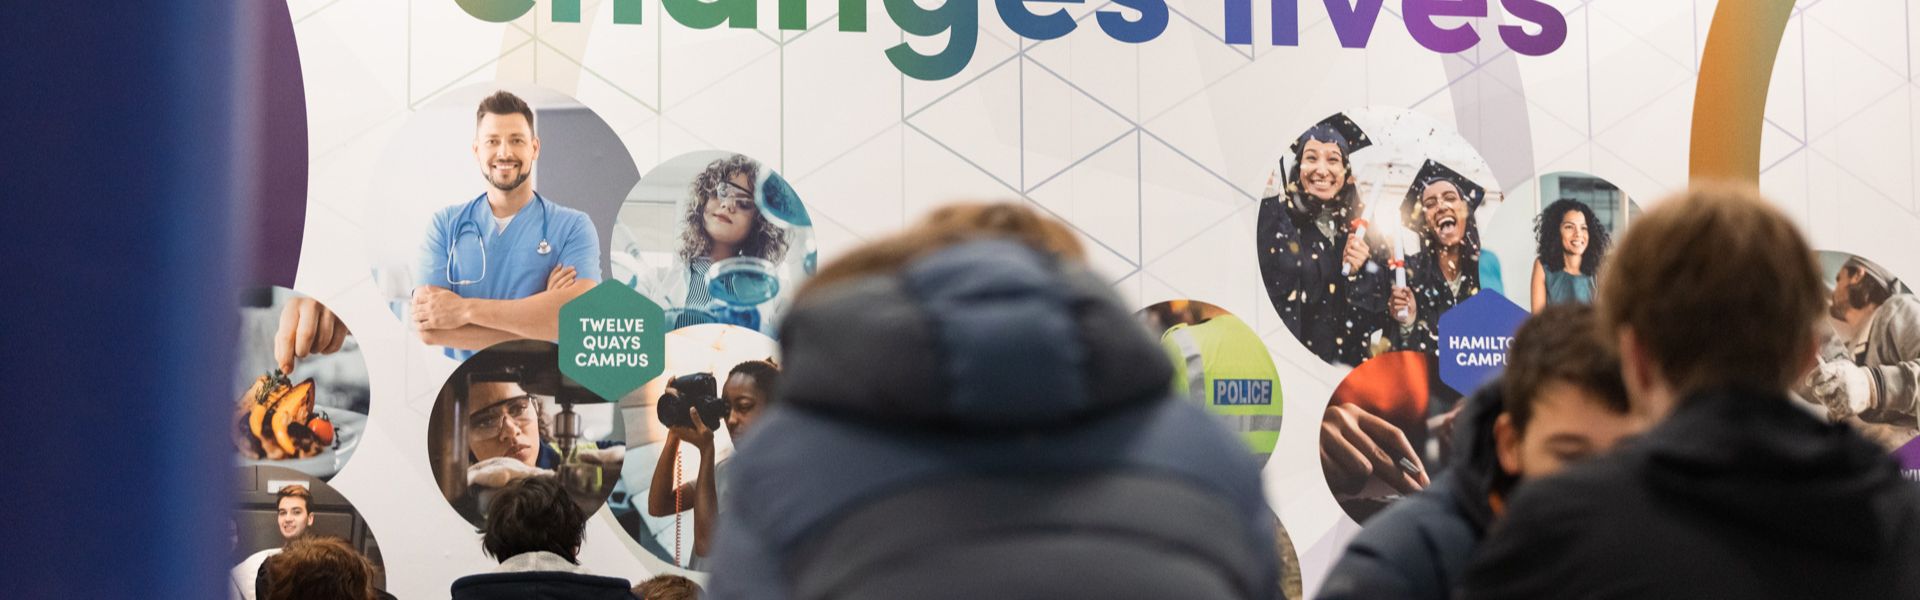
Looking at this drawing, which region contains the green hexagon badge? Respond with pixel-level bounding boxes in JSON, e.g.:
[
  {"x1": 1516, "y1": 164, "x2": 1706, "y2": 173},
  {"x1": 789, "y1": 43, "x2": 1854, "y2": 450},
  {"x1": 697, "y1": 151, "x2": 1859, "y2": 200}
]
[{"x1": 560, "y1": 281, "x2": 666, "y2": 401}]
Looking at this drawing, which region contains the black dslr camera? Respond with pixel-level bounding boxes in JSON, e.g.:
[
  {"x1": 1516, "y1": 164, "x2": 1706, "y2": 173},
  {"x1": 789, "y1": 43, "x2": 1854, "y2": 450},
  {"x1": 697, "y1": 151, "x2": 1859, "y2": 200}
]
[{"x1": 658, "y1": 372, "x2": 730, "y2": 430}]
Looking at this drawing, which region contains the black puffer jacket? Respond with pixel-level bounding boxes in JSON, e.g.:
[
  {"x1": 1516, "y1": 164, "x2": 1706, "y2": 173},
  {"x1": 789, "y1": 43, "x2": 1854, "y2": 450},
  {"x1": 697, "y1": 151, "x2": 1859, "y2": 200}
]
[{"x1": 1461, "y1": 388, "x2": 1920, "y2": 600}]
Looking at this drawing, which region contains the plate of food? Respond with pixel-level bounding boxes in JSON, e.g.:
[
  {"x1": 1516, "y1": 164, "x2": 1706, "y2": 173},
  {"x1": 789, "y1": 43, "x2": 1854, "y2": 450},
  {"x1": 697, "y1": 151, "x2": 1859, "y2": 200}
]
[{"x1": 232, "y1": 370, "x2": 364, "y2": 479}]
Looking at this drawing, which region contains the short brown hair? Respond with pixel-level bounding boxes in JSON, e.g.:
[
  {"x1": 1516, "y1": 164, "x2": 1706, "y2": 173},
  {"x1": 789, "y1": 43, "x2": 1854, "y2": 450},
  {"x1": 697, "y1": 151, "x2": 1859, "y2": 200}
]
[
  {"x1": 276, "y1": 484, "x2": 312, "y2": 512},
  {"x1": 263, "y1": 536, "x2": 377, "y2": 600},
  {"x1": 481, "y1": 476, "x2": 586, "y2": 564},
  {"x1": 797, "y1": 202, "x2": 1086, "y2": 301},
  {"x1": 476, "y1": 90, "x2": 535, "y2": 134},
  {"x1": 1596, "y1": 182, "x2": 1824, "y2": 393},
  {"x1": 1502, "y1": 304, "x2": 1628, "y2": 432},
  {"x1": 633, "y1": 574, "x2": 704, "y2": 600}
]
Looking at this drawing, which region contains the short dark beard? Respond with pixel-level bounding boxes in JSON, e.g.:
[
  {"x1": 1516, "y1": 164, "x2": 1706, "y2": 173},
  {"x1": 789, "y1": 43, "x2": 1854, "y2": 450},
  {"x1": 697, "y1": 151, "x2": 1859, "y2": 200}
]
[
  {"x1": 487, "y1": 167, "x2": 531, "y2": 192},
  {"x1": 1830, "y1": 285, "x2": 1851, "y2": 321}
]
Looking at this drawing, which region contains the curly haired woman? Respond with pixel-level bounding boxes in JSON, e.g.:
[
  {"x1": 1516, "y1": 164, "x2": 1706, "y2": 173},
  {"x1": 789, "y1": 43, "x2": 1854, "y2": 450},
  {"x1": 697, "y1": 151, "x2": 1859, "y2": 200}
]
[
  {"x1": 631, "y1": 154, "x2": 792, "y2": 333},
  {"x1": 1528, "y1": 199, "x2": 1611, "y2": 311}
]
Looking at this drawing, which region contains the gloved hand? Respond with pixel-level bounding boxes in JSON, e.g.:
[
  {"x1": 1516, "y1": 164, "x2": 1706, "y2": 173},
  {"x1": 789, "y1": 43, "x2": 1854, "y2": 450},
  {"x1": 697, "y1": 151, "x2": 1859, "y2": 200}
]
[
  {"x1": 468, "y1": 456, "x2": 552, "y2": 489},
  {"x1": 758, "y1": 170, "x2": 810, "y2": 227},
  {"x1": 575, "y1": 445, "x2": 627, "y2": 466},
  {"x1": 1807, "y1": 360, "x2": 1872, "y2": 421}
]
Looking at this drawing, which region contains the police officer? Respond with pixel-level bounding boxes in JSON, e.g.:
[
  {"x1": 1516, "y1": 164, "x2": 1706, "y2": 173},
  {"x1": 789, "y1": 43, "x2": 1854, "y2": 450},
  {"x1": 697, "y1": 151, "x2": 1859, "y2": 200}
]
[{"x1": 1159, "y1": 302, "x2": 1284, "y2": 461}]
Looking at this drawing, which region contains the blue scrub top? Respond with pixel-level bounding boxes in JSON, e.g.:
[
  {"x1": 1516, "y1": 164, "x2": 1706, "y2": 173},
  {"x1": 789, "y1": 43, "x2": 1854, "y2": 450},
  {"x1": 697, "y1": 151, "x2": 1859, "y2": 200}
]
[{"x1": 418, "y1": 192, "x2": 602, "y2": 359}]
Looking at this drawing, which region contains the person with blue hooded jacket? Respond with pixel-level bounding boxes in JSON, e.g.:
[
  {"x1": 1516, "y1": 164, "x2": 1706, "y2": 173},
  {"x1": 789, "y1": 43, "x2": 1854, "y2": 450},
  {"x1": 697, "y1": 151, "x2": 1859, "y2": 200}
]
[
  {"x1": 705, "y1": 203, "x2": 1283, "y2": 600},
  {"x1": 1318, "y1": 304, "x2": 1641, "y2": 600}
]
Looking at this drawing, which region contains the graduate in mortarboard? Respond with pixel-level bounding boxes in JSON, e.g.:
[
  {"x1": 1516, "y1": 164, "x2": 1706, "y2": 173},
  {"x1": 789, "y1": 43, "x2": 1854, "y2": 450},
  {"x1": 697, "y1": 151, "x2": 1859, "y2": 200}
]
[
  {"x1": 1258, "y1": 114, "x2": 1394, "y2": 367},
  {"x1": 1385, "y1": 160, "x2": 1505, "y2": 353}
]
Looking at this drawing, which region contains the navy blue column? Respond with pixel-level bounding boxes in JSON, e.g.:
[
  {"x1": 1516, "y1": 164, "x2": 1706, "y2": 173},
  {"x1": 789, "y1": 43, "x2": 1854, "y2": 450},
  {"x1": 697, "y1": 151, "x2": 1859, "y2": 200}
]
[{"x1": 1, "y1": 3, "x2": 242, "y2": 598}]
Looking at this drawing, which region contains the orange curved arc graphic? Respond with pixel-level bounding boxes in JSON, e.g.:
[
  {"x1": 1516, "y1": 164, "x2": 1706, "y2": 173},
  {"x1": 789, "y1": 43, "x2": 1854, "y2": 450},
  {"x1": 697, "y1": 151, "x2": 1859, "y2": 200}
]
[{"x1": 1690, "y1": 0, "x2": 1797, "y2": 183}]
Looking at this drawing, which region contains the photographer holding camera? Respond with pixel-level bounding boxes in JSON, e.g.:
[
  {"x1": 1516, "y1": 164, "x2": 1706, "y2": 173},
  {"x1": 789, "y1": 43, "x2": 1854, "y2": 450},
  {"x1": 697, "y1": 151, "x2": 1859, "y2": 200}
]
[{"x1": 645, "y1": 359, "x2": 780, "y2": 565}]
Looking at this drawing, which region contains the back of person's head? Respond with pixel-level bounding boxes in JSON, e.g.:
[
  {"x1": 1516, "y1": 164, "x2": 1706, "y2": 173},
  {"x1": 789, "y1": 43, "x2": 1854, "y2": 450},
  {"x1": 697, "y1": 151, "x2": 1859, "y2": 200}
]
[
  {"x1": 778, "y1": 201, "x2": 1171, "y2": 431},
  {"x1": 633, "y1": 574, "x2": 703, "y2": 600},
  {"x1": 481, "y1": 476, "x2": 585, "y2": 564},
  {"x1": 261, "y1": 536, "x2": 376, "y2": 600},
  {"x1": 712, "y1": 201, "x2": 1278, "y2": 599},
  {"x1": 1597, "y1": 182, "x2": 1824, "y2": 394},
  {"x1": 796, "y1": 202, "x2": 1087, "y2": 301}
]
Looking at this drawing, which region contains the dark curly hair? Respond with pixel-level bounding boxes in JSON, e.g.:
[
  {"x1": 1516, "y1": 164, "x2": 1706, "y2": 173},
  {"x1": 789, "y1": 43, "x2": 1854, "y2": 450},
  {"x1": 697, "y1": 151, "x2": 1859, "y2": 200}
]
[
  {"x1": 1535, "y1": 199, "x2": 1610, "y2": 276},
  {"x1": 680, "y1": 154, "x2": 790, "y2": 263},
  {"x1": 481, "y1": 476, "x2": 586, "y2": 564}
]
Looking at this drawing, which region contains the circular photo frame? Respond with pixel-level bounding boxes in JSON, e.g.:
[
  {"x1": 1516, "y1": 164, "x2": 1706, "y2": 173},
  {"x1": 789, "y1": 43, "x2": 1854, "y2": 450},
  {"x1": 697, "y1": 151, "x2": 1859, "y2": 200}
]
[
  {"x1": 1274, "y1": 513, "x2": 1303, "y2": 600},
  {"x1": 1318, "y1": 350, "x2": 1458, "y2": 525},
  {"x1": 608, "y1": 324, "x2": 779, "y2": 572},
  {"x1": 1256, "y1": 108, "x2": 1505, "y2": 369},
  {"x1": 426, "y1": 340, "x2": 626, "y2": 527},
  {"x1": 1136, "y1": 300, "x2": 1286, "y2": 465},
  {"x1": 1493, "y1": 171, "x2": 1642, "y2": 313},
  {"x1": 610, "y1": 151, "x2": 816, "y2": 338},
  {"x1": 228, "y1": 465, "x2": 389, "y2": 599},
  {"x1": 229, "y1": 287, "x2": 369, "y2": 481},
  {"x1": 362, "y1": 83, "x2": 639, "y2": 362},
  {"x1": 1799, "y1": 251, "x2": 1919, "y2": 455}
]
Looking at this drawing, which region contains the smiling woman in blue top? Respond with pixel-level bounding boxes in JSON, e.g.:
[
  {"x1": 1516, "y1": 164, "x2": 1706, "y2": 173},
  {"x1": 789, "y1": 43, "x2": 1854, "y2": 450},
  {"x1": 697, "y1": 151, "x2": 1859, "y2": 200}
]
[{"x1": 412, "y1": 91, "x2": 602, "y2": 359}]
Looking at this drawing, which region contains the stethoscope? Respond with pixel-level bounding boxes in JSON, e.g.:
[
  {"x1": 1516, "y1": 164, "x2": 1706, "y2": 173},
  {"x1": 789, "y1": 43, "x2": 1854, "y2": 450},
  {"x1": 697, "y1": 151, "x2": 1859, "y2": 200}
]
[{"x1": 448, "y1": 192, "x2": 552, "y2": 286}]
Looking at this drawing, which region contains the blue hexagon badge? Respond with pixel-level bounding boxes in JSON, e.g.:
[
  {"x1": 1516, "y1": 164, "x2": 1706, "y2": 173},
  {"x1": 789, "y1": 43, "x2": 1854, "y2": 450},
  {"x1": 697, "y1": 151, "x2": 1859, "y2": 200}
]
[{"x1": 1436, "y1": 292, "x2": 1530, "y2": 397}]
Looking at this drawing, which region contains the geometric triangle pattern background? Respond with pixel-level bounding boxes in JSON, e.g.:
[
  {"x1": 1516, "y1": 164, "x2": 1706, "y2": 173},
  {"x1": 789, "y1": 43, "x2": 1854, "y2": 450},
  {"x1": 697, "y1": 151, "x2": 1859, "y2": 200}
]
[{"x1": 285, "y1": 1, "x2": 1919, "y2": 597}]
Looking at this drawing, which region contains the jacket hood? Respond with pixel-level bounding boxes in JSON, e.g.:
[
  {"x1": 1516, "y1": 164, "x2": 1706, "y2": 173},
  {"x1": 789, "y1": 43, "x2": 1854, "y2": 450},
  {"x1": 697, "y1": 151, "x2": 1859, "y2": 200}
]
[
  {"x1": 1442, "y1": 383, "x2": 1507, "y2": 533},
  {"x1": 774, "y1": 239, "x2": 1174, "y2": 432},
  {"x1": 1642, "y1": 388, "x2": 1913, "y2": 559}
]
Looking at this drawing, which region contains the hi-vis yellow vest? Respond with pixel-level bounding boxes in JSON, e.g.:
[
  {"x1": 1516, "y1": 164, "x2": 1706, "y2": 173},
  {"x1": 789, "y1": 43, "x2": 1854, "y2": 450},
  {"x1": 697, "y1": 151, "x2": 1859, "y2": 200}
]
[{"x1": 1161, "y1": 314, "x2": 1284, "y2": 459}]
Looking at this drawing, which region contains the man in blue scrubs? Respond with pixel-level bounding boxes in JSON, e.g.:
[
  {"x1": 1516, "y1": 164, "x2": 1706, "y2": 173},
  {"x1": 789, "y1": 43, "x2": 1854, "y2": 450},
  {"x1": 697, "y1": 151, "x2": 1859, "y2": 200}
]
[{"x1": 412, "y1": 90, "x2": 601, "y2": 360}]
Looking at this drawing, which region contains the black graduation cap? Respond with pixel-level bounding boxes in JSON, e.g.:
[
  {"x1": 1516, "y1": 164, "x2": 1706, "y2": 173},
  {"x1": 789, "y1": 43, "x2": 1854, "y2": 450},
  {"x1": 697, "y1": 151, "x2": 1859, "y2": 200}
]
[
  {"x1": 1290, "y1": 113, "x2": 1372, "y2": 158},
  {"x1": 1401, "y1": 159, "x2": 1485, "y2": 227}
]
